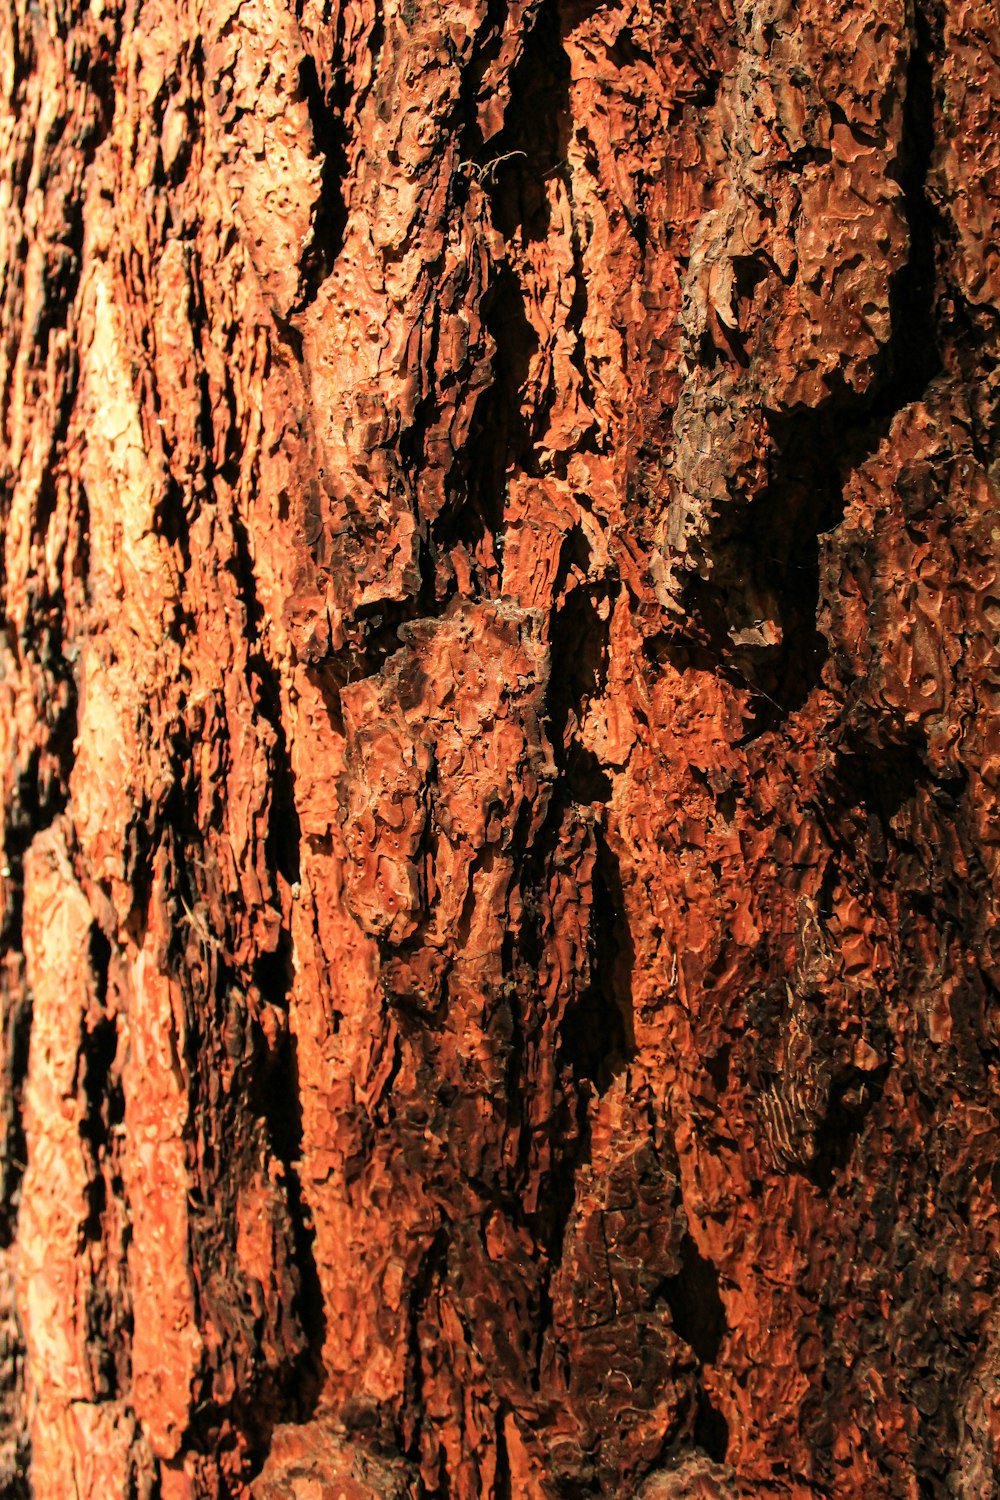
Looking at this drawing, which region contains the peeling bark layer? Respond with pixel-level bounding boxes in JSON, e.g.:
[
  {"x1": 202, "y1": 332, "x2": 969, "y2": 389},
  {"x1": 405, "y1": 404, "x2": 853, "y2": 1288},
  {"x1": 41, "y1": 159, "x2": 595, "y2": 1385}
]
[{"x1": 1, "y1": 0, "x2": 999, "y2": 1495}]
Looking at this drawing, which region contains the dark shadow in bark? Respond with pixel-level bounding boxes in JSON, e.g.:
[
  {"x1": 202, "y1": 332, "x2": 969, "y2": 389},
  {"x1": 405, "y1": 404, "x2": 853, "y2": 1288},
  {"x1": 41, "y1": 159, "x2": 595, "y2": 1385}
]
[
  {"x1": 0, "y1": 991, "x2": 30, "y2": 1252},
  {"x1": 559, "y1": 828, "x2": 635, "y2": 1096},
  {"x1": 399, "y1": 1226, "x2": 450, "y2": 1468},
  {"x1": 526, "y1": 536, "x2": 632, "y2": 1267},
  {"x1": 158, "y1": 489, "x2": 319, "y2": 1467},
  {"x1": 79, "y1": 925, "x2": 115, "y2": 1243},
  {"x1": 661, "y1": 2, "x2": 944, "y2": 736},
  {"x1": 295, "y1": 53, "x2": 350, "y2": 300},
  {"x1": 816, "y1": 739, "x2": 925, "y2": 836},
  {"x1": 229, "y1": 504, "x2": 301, "y2": 887},
  {"x1": 258, "y1": 1027, "x2": 328, "y2": 1422},
  {"x1": 476, "y1": 0, "x2": 570, "y2": 245},
  {"x1": 659, "y1": 1236, "x2": 726, "y2": 1366},
  {"x1": 77, "y1": 932, "x2": 129, "y2": 1404},
  {"x1": 657, "y1": 1236, "x2": 730, "y2": 1462},
  {"x1": 493, "y1": 1406, "x2": 513, "y2": 1500},
  {"x1": 460, "y1": 264, "x2": 540, "y2": 553},
  {"x1": 2, "y1": 662, "x2": 75, "y2": 868},
  {"x1": 293, "y1": 0, "x2": 386, "y2": 312},
  {"x1": 444, "y1": 0, "x2": 571, "y2": 570},
  {"x1": 808, "y1": 1061, "x2": 890, "y2": 1190},
  {"x1": 692, "y1": 1391, "x2": 730, "y2": 1465}
]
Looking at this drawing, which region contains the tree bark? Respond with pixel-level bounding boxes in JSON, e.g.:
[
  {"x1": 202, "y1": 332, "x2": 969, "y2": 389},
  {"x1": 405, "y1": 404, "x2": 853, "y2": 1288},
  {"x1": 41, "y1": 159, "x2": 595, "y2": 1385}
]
[{"x1": 1, "y1": 0, "x2": 998, "y2": 1495}]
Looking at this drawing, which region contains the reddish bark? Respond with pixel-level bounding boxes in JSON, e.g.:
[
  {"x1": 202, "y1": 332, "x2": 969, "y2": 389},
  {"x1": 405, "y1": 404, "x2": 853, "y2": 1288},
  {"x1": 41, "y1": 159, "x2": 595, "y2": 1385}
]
[{"x1": 1, "y1": 0, "x2": 999, "y2": 1496}]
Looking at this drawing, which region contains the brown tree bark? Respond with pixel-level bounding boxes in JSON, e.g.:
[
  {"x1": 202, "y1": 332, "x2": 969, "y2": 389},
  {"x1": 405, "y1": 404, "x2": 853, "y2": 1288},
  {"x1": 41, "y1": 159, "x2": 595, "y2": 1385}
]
[{"x1": 1, "y1": 0, "x2": 998, "y2": 1494}]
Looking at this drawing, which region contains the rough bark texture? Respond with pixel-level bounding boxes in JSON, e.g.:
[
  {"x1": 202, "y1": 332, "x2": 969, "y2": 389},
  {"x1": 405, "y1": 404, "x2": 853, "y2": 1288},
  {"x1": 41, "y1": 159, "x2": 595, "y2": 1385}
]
[{"x1": 0, "y1": 0, "x2": 999, "y2": 1495}]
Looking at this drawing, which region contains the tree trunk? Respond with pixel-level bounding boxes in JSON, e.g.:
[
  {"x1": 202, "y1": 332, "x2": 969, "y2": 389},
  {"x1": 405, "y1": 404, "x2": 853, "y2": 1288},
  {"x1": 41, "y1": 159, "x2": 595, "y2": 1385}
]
[{"x1": 1, "y1": 0, "x2": 998, "y2": 1494}]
